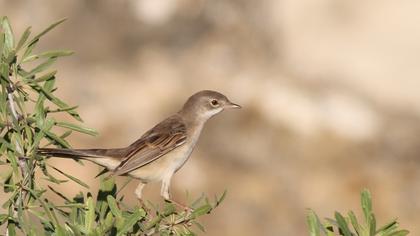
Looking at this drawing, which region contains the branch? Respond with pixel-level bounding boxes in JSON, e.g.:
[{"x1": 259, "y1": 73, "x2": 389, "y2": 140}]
[
  {"x1": 5, "y1": 83, "x2": 27, "y2": 236},
  {"x1": 6, "y1": 84, "x2": 20, "y2": 122}
]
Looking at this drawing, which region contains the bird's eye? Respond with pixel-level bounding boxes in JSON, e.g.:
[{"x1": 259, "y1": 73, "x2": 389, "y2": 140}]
[{"x1": 210, "y1": 99, "x2": 219, "y2": 106}]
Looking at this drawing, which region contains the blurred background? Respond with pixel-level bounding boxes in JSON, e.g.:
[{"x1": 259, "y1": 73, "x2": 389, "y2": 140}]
[{"x1": 2, "y1": 0, "x2": 420, "y2": 235}]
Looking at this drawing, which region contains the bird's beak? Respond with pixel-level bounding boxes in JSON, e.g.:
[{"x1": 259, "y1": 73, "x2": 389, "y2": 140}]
[{"x1": 224, "y1": 101, "x2": 242, "y2": 109}]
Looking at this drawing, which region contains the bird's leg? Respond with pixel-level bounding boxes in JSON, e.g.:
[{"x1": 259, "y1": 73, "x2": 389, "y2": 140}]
[
  {"x1": 135, "y1": 182, "x2": 151, "y2": 213},
  {"x1": 161, "y1": 175, "x2": 193, "y2": 212}
]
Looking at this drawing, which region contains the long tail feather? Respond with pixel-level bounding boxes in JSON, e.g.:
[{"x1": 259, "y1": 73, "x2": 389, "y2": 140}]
[{"x1": 38, "y1": 148, "x2": 126, "y2": 158}]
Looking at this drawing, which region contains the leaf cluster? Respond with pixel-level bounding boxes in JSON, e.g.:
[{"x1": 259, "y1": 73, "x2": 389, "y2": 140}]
[{"x1": 307, "y1": 189, "x2": 409, "y2": 236}]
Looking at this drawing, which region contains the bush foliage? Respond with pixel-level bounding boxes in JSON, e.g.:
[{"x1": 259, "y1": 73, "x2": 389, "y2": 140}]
[{"x1": 307, "y1": 189, "x2": 409, "y2": 236}]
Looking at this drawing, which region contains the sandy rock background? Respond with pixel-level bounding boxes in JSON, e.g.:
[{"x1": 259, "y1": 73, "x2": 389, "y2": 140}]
[{"x1": 1, "y1": 0, "x2": 420, "y2": 235}]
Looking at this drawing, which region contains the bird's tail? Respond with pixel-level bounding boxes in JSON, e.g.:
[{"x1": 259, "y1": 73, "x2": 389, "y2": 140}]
[
  {"x1": 39, "y1": 148, "x2": 99, "y2": 159},
  {"x1": 38, "y1": 147, "x2": 124, "y2": 178},
  {"x1": 38, "y1": 148, "x2": 126, "y2": 158}
]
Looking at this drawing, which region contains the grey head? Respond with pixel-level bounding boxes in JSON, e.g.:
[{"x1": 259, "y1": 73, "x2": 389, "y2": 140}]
[{"x1": 179, "y1": 90, "x2": 241, "y2": 122}]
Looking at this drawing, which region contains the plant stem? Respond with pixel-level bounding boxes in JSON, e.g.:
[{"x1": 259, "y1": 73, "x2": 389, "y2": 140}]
[{"x1": 6, "y1": 85, "x2": 19, "y2": 122}]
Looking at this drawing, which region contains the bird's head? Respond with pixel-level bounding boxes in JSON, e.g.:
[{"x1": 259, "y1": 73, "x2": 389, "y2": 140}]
[{"x1": 180, "y1": 90, "x2": 241, "y2": 121}]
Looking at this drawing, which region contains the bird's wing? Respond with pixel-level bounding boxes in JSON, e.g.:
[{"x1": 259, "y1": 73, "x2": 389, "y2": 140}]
[{"x1": 112, "y1": 115, "x2": 187, "y2": 176}]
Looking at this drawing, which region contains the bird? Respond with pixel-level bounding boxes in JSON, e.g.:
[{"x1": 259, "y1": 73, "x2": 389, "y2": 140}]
[{"x1": 38, "y1": 90, "x2": 241, "y2": 207}]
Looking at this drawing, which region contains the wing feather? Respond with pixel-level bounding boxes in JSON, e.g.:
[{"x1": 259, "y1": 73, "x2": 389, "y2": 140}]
[{"x1": 112, "y1": 115, "x2": 187, "y2": 176}]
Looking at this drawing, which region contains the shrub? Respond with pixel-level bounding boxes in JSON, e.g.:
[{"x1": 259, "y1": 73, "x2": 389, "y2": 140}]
[{"x1": 307, "y1": 189, "x2": 409, "y2": 236}]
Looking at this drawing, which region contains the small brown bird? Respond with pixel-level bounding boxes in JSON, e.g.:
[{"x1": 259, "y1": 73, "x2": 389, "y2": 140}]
[{"x1": 39, "y1": 90, "x2": 240, "y2": 206}]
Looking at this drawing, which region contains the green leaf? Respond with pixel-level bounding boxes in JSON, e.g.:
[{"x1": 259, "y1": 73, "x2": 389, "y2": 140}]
[
  {"x1": 24, "y1": 187, "x2": 62, "y2": 231},
  {"x1": 5, "y1": 49, "x2": 16, "y2": 64},
  {"x1": 16, "y1": 26, "x2": 31, "y2": 51},
  {"x1": 361, "y1": 189, "x2": 372, "y2": 222},
  {"x1": 6, "y1": 151, "x2": 19, "y2": 176},
  {"x1": 191, "y1": 194, "x2": 205, "y2": 209},
  {"x1": 84, "y1": 196, "x2": 95, "y2": 233},
  {"x1": 163, "y1": 201, "x2": 177, "y2": 215},
  {"x1": 0, "y1": 32, "x2": 4, "y2": 57},
  {"x1": 48, "y1": 185, "x2": 71, "y2": 202},
  {"x1": 44, "y1": 130, "x2": 71, "y2": 148},
  {"x1": 7, "y1": 220, "x2": 16, "y2": 236},
  {"x1": 50, "y1": 165, "x2": 89, "y2": 188},
  {"x1": 2, "y1": 169, "x2": 14, "y2": 192},
  {"x1": 48, "y1": 105, "x2": 79, "y2": 113},
  {"x1": 24, "y1": 124, "x2": 33, "y2": 147},
  {"x1": 27, "y1": 58, "x2": 57, "y2": 76},
  {"x1": 23, "y1": 50, "x2": 73, "y2": 63},
  {"x1": 32, "y1": 70, "x2": 57, "y2": 83},
  {"x1": 117, "y1": 208, "x2": 145, "y2": 236},
  {"x1": 28, "y1": 208, "x2": 48, "y2": 222},
  {"x1": 0, "y1": 137, "x2": 17, "y2": 153},
  {"x1": 97, "y1": 176, "x2": 116, "y2": 219},
  {"x1": 0, "y1": 62, "x2": 9, "y2": 81},
  {"x1": 107, "y1": 195, "x2": 122, "y2": 218},
  {"x1": 307, "y1": 210, "x2": 321, "y2": 236},
  {"x1": 369, "y1": 214, "x2": 377, "y2": 236},
  {"x1": 193, "y1": 221, "x2": 205, "y2": 233},
  {"x1": 31, "y1": 117, "x2": 54, "y2": 151},
  {"x1": 1, "y1": 17, "x2": 14, "y2": 52},
  {"x1": 26, "y1": 18, "x2": 66, "y2": 47},
  {"x1": 55, "y1": 121, "x2": 98, "y2": 136},
  {"x1": 214, "y1": 190, "x2": 227, "y2": 207},
  {"x1": 31, "y1": 80, "x2": 82, "y2": 121},
  {"x1": 21, "y1": 38, "x2": 38, "y2": 62},
  {"x1": 2, "y1": 190, "x2": 19, "y2": 209},
  {"x1": 348, "y1": 211, "x2": 361, "y2": 235},
  {"x1": 334, "y1": 212, "x2": 352, "y2": 236},
  {"x1": 387, "y1": 230, "x2": 410, "y2": 236},
  {"x1": 0, "y1": 214, "x2": 8, "y2": 224},
  {"x1": 191, "y1": 204, "x2": 212, "y2": 218},
  {"x1": 102, "y1": 212, "x2": 115, "y2": 233}
]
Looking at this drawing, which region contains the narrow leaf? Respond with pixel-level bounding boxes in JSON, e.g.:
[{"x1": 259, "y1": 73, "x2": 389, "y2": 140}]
[
  {"x1": 117, "y1": 208, "x2": 144, "y2": 236},
  {"x1": 348, "y1": 211, "x2": 361, "y2": 235},
  {"x1": 16, "y1": 26, "x2": 31, "y2": 51},
  {"x1": 387, "y1": 230, "x2": 410, "y2": 236},
  {"x1": 361, "y1": 189, "x2": 372, "y2": 223},
  {"x1": 107, "y1": 195, "x2": 122, "y2": 218},
  {"x1": 1, "y1": 17, "x2": 14, "y2": 52},
  {"x1": 215, "y1": 190, "x2": 227, "y2": 207},
  {"x1": 306, "y1": 210, "x2": 321, "y2": 236},
  {"x1": 55, "y1": 121, "x2": 98, "y2": 136},
  {"x1": 193, "y1": 221, "x2": 206, "y2": 233},
  {"x1": 191, "y1": 204, "x2": 212, "y2": 218},
  {"x1": 22, "y1": 38, "x2": 38, "y2": 62},
  {"x1": 50, "y1": 165, "x2": 89, "y2": 188},
  {"x1": 335, "y1": 212, "x2": 352, "y2": 236},
  {"x1": 23, "y1": 50, "x2": 73, "y2": 63},
  {"x1": 0, "y1": 32, "x2": 4, "y2": 57},
  {"x1": 33, "y1": 70, "x2": 57, "y2": 83},
  {"x1": 44, "y1": 130, "x2": 71, "y2": 148},
  {"x1": 28, "y1": 58, "x2": 57, "y2": 76},
  {"x1": 84, "y1": 196, "x2": 95, "y2": 233},
  {"x1": 7, "y1": 220, "x2": 16, "y2": 236},
  {"x1": 48, "y1": 185, "x2": 71, "y2": 202},
  {"x1": 27, "y1": 18, "x2": 66, "y2": 46}
]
